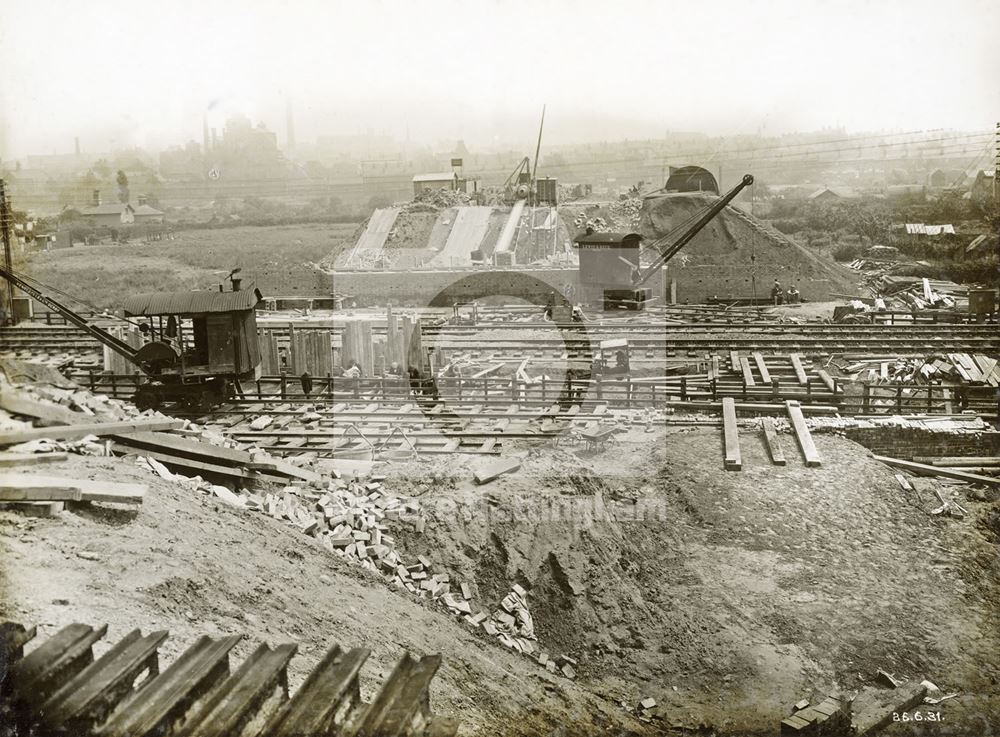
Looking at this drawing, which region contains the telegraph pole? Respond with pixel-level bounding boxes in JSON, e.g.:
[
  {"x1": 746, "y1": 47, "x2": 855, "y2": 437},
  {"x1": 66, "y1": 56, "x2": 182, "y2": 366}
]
[
  {"x1": 0, "y1": 179, "x2": 15, "y2": 325},
  {"x1": 994, "y1": 121, "x2": 999, "y2": 205}
]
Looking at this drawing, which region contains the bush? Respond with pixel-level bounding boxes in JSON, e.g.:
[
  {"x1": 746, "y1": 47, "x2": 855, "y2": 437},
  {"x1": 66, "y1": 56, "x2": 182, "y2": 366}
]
[
  {"x1": 833, "y1": 243, "x2": 864, "y2": 262},
  {"x1": 772, "y1": 219, "x2": 801, "y2": 234}
]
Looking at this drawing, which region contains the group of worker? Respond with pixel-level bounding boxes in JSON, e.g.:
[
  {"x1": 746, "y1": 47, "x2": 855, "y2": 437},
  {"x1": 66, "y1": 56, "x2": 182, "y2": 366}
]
[{"x1": 771, "y1": 280, "x2": 801, "y2": 305}]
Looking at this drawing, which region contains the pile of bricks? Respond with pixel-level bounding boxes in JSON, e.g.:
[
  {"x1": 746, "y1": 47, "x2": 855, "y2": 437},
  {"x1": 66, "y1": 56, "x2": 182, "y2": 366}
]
[
  {"x1": 246, "y1": 482, "x2": 582, "y2": 679},
  {"x1": 780, "y1": 696, "x2": 851, "y2": 735},
  {"x1": 248, "y1": 479, "x2": 427, "y2": 573},
  {"x1": 482, "y1": 584, "x2": 537, "y2": 653}
]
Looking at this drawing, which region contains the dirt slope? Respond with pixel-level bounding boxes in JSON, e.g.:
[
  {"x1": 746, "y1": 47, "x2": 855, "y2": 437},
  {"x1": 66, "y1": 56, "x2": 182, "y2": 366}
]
[{"x1": 2, "y1": 427, "x2": 998, "y2": 736}]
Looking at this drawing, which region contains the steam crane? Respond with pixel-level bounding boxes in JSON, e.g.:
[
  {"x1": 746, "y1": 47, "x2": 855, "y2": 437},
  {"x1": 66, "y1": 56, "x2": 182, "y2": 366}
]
[
  {"x1": 573, "y1": 174, "x2": 754, "y2": 311},
  {"x1": 0, "y1": 266, "x2": 264, "y2": 410}
]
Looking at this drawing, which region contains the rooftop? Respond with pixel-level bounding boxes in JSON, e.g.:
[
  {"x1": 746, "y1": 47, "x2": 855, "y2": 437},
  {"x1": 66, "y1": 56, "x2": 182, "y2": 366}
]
[
  {"x1": 122, "y1": 284, "x2": 263, "y2": 316},
  {"x1": 413, "y1": 172, "x2": 458, "y2": 183}
]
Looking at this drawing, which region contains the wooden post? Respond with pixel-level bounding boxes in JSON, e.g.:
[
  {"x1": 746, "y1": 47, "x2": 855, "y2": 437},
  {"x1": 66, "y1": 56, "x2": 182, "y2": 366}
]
[
  {"x1": 862, "y1": 384, "x2": 871, "y2": 413},
  {"x1": 680, "y1": 376, "x2": 687, "y2": 401},
  {"x1": 280, "y1": 372, "x2": 287, "y2": 399}
]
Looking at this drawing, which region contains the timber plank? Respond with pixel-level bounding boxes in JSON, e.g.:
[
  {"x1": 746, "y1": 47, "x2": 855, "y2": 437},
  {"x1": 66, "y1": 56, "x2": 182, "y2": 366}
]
[
  {"x1": 872, "y1": 455, "x2": 1000, "y2": 488},
  {"x1": 752, "y1": 353, "x2": 771, "y2": 384},
  {"x1": 786, "y1": 401, "x2": 821, "y2": 467},
  {"x1": 178, "y1": 642, "x2": 297, "y2": 737},
  {"x1": 0, "y1": 452, "x2": 68, "y2": 467},
  {"x1": 474, "y1": 458, "x2": 521, "y2": 484},
  {"x1": 0, "y1": 419, "x2": 184, "y2": 447},
  {"x1": 39, "y1": 629, "x2": 168, "y2": 732},
  {"x1": 761, "y1": 418, "x2": 786, "y2": 466},
  {"x1": 0, "y1": 474, "x2": 145, "y2": 504},
  {"x1": 789, "y1": 354, "x2": 808, "y2": 385},
  {"x1": 111, "y1": 431, "x2": 251, "y2": 465},
  {"x1": 96, "y1": 634, "x2": 242, "y2": 737},
  {"x1": 721, "y1": 398, "x2": 741, "y2": 471},
  {"x1": 111, "y1": 444, "x2": 257, "y2": 481},
  {"x1": 0, "y1": 393, "x2": 82, "y2": 425},
  {"x1": 264, "y1": 645, "x2": 368, "y2": 737}
]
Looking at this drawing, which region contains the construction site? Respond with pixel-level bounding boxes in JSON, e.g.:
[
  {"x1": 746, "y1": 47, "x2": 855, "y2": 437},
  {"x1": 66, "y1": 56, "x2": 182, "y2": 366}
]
[
  {"x1": 2, "y1": 1, "x2": 1000, "y2": 731},
  {"x1": 1, "y1": 140, "x2": 999, "y2": 735}
]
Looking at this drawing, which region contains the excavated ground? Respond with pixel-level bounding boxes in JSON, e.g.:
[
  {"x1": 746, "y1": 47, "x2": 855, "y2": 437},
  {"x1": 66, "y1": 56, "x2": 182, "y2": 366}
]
[{"x1": 3, "y1": 424, "x2": 998, "y2": 735}]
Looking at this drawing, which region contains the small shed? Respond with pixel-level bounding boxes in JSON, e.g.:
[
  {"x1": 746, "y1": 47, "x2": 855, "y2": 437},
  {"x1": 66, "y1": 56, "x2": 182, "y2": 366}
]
[
  {"x1": 573, "y1": 231, "x2": 643, "y2": 286},
  {"x1": 122, "y1": 284, "x2": 263, "y2": 377},
  {"x1": 412, "y1": 172, "x2": 460, "y2": 196},
  {"x1": 573, "y1": 230, "x2": 647, "y2": 308}
]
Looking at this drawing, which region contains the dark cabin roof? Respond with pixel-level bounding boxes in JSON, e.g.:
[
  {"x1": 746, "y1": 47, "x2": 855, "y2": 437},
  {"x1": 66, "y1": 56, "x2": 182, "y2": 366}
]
[
  {"x1": 573, "y1": 231, "x2": 643, "y2": 247},
  {"x1": 123, "y1": 285, "x2": 263, "y2": 316}
]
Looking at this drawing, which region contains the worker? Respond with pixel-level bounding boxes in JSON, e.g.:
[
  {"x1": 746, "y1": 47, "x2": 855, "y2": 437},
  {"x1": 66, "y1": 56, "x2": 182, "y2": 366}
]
[
  {"x1": 571, "y1": 304, "x2": 584, "y2": 323},
  {"x1": 387, "y1": 361, "x2": 402, "y2": 377},
  {"x1": 544, "y1": 292, "x2": 556, "y2": 320},
  {"x1": 771, "y1": 280, "x2": 783, "y2": 306},
  {"x1": 343, "y1": 360, "x2": 362, "y2": 379},
  {"x1": 300, "y1": 370, "x2": 313, "y2": 397},
  {"x1": 786, "y1": 285, "x2": 801, "y2": 304}
]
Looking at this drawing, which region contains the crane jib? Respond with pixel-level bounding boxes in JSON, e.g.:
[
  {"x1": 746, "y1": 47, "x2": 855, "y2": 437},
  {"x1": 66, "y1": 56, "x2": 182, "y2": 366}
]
[
  {"x1": 0, "y1": 267, "x2": 143, "y2": 368},
  {"x1": 634, "y1": 174, "x2": 754, "y2": 287}
]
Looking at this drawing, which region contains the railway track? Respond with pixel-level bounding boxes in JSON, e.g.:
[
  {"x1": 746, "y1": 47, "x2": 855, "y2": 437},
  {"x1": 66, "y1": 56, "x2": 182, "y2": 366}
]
[{"x1": 5, "y1": 323, "x2": 1000, "y2": 355}]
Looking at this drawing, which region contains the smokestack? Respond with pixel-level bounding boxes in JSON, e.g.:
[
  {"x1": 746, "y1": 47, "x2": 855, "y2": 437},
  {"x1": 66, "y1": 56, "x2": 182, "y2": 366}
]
[
  {"x1": 211, "y1": 128, "x2": 218, "y2": 149},
  {"x1": 203, "y1": 113, "x2": 209, "y2": 153},
  {"x1": 92, "y1": 190, "x2": 101, "y2": 206},
  {"x1": 74, "y1": 137, "x2": 80, "y2": 156}
]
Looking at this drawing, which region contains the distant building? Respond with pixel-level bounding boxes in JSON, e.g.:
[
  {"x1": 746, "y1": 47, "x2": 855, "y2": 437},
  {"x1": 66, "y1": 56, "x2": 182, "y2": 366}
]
[
  {"x1": 412, "y1": 172, "x2": 460, "y2": 196},
  {"x1": 79, "y1": 191, "x2": 164, "y2": 226},
  {"x1": 903, "y1": 223, "x2": 955, "y2": 236},
  {"x1": 927, "y1": 168, "x2": 966, "y2": 189},
  {"x1": 807, "y1": 187, "x2": 859, "y2": 202},
  {"x1": 970, "y1": 170, "x2": 996, "y2": 202}
]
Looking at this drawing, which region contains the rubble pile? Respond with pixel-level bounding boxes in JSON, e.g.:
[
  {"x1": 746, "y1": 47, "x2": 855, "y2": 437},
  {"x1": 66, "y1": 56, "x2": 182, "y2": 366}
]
[
  {"x1": 842, "y1": 354, "x2": 1000, "y2": 387},
  {"x1": 573, "y1": 212, "x2": 610, "y2": 232},
  {"x1": 864, "y1": 275, "x2": 966, "y2": 311},
  {"x1": 238, "y1": 477, "x2": 574, "y2": 673},
  {"x1": 404, "y1": 188, "x2": 475, "y2": 212},
  {"x1": 607, "y1": 197, "x2": 642, "y2": 230}
]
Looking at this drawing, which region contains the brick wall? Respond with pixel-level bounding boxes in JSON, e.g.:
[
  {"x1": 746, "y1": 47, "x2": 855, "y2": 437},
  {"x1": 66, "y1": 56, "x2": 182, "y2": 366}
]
[
  {"x1": 330, "y1": 268, "x2": 667, "y2": 308},
  {"x1": 243, "y1": 262, "x2": 330, "y2": 296},
  {"x1": 842, "y1": 427, "x2": 1000, "y2": 460}
]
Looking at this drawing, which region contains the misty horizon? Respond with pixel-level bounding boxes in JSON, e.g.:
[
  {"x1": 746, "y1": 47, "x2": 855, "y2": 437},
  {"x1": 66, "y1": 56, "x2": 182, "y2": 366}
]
[{"x1": 2, "y1": 0, "x2": 998, "y2": 160}]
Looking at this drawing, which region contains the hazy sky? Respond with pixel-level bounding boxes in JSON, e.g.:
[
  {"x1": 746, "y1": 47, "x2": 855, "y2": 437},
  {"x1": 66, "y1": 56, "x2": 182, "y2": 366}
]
[{"x1": 1, "y1": 0, "x2": 998, "y2": 157}]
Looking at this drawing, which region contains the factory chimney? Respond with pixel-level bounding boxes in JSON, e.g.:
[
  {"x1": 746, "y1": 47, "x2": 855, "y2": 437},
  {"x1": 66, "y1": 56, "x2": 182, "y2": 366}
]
[
  {"x1": 285, "y1": 99, "x2": 295, "y2": 150},
  {"x1": 74, "y1": 137, "x2": 80, "y2": 157}
]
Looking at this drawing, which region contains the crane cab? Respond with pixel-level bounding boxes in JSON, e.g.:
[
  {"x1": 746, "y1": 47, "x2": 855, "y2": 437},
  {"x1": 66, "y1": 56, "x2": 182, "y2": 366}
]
[
  {"x1": 122, "y1": 283, "x2": 263, "y2": 409},
  {"x1": 572, "y1": 230, "x2": 651, "y2": 311}
]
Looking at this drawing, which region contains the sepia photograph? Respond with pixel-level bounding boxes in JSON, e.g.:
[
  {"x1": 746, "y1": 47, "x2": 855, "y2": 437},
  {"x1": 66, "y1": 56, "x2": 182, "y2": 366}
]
[{"x1": 0, "y1": 0, "x2": 998, "y2": 734}]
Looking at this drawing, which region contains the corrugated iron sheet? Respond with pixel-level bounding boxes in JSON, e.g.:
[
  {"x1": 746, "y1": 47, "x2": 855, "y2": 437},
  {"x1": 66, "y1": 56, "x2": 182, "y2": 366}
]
[
  {"x1": 122, "y1": 285, "x2": 262, "y2": 316},
  {"x1": 573, "y1": 231, "x2": 642, "y2": 246}
]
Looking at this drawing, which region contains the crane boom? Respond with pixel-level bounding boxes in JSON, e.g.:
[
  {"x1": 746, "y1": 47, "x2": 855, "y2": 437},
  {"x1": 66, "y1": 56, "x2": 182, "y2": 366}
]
[
  {"x1": 633, "y1": 174, "x2": 754, "y2": 287},
  {"x1": 0, "y1": 266, "x2": 143, "y2": 368}
]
